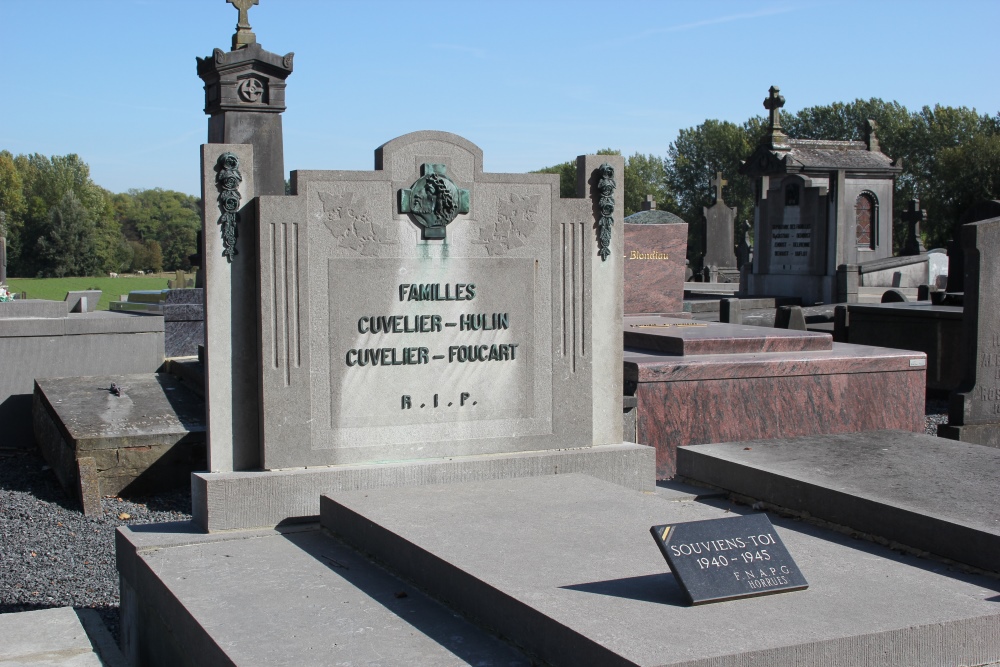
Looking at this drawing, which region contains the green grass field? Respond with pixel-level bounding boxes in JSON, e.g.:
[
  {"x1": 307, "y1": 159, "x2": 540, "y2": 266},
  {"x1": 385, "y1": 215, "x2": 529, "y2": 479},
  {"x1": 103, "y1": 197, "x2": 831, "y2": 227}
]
[{"x1": 6, "y1": 275, "x2": 171, "y2": 311}]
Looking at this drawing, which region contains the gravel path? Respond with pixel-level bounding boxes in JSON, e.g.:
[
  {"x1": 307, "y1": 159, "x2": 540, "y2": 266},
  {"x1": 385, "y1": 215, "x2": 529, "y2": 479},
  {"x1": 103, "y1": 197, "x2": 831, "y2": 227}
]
[
  {"x1": 0, "y1": 446, "x2": 191, "y2": 642},
  {"x1": 0, "y1": 398, "x2": 956, "y2": 645}
]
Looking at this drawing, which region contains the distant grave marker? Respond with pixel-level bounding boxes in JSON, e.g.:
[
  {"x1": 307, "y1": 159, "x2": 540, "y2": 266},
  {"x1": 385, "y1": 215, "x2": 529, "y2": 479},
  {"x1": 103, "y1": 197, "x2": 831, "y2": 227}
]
[{"x1": 650, "y1": 513, "x2": 808, "y2": 605}]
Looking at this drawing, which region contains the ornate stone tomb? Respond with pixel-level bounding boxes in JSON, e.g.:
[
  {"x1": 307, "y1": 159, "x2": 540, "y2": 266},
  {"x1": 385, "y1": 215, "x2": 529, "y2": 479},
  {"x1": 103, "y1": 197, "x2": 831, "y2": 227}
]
[{"x1": 206, "y1": 132, "x2": 625, "y2": 471}]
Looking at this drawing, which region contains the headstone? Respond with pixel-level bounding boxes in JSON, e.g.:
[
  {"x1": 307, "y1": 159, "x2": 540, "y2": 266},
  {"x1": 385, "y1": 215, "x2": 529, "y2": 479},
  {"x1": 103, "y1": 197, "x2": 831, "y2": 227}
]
[
  {"x1": 774, "y1": 305, "x2": 806, "y2": 330},
  {"x1": 735, "y1": 220, "x2": 752, "y2": 270},
  {"x1": 623, "y1": 221, "x2": 687, "y2": 316},
  {"x1": 702, "y1": 172, "x2": 737, "y2": 272},
  {"x1": 945, "y1": 200, "x2": 1000, "y2": 293},
  {"x1": 900, "y1": 199, "x2": 927, "y2": 256},
  {"x1": 880, "y1": 288, "x2": 908, "y2": 303},
  {"x1": 940, "y1": 215, "x2": 1000, "y2": 446},
  {"x1": 833, "y1": 304, "x2": 848, "y2": 342},
  {"x1": 195, "y1": 133, "x2": 642, "y2": 529},
  {"x1": 719, "y1": 298, "x2": 741, "y2": 324},
  {"x1": 650, "y1": 513, "x2": 808, "y2": 605}
]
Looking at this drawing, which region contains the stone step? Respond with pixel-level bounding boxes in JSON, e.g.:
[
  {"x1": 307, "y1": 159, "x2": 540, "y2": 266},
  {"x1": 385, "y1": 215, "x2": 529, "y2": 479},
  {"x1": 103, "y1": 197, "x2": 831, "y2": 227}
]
[
  {"x1": 677, "y1": 430, "x2": 1000, "y2": 574},
  {"x1": 319, "y1": 474, "x2": 1000, "y2": 667},
  {"x1": 0, "y1": 606, "x2": 127, "y2": 667},
  {"x1": 116, "y1": 523, "x2": 533, "y2": 666}
]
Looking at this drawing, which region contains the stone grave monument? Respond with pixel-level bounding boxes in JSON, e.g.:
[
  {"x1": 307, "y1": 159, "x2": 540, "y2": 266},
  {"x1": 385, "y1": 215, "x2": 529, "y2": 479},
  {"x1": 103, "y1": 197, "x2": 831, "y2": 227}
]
[
  {"x1": 622, "y1": 195, "x2": 688, "y2": 317},
  {"x1": 939, "y1": 215, "x2": 1000, "y2": 446},
  {"x1": 115, "y1": 6, "x2": 1000, "y2": 666},
  {"x1": 741, "y1": 87, "x2": 901, "y2": 304},
  {"x1": 900, "y1": 198, "x2": 928, "y2": 256},
  {"x1": 945, "y1": 199, "x2": 1000, "y2": 295},
  {"x1": 702, "y1": 172, "x2": 739, "y2": 283}
]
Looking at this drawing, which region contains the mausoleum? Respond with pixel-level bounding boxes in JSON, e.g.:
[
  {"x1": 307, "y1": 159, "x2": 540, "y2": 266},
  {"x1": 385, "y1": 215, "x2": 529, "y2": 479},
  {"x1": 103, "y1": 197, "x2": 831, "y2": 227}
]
[{"x1": 741, "y1": 86, "x2": 902, "y2": 304}]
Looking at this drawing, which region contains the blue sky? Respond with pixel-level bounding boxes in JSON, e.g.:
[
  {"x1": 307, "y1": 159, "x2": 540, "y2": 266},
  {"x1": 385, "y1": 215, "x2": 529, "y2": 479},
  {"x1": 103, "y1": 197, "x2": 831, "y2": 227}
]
[{"x1": 2, "y1": 0, "x2": 998, "y2": 197}]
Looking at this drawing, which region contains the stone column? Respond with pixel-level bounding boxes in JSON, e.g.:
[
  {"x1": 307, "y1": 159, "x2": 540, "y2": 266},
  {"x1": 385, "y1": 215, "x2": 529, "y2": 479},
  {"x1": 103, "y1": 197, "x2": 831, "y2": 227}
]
[
  {"x1": 197, "y1": 44, "x2": 293, "y2": 197},
  {"x1": 196, "y1": 4, "x2": 292, "y2": 472}
]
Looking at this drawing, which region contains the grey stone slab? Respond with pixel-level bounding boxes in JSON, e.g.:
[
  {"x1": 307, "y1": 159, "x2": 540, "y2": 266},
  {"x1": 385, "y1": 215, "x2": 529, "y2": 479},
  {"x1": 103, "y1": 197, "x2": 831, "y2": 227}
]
[
  {"x1": 0, "y1": 299, "x2": 68, "y2": 319},
  {"x1": 35, "y1": 374, "x2": 205, "y2": 448},
  {"x1": 34, "y1": 373, "x2": 205, "y2": 502},
  {"x1": 677, "y1": 431, "x2": 1000, "y2": 573},
  {"x1": 192, "y1": 443, "x2": 655, "y2": 531},
  {"x1": 320, "y1": 474, "x2": 1000, "y2": 667},
  {"x1": 64, "y1": 290, "x2": 101, "y2": 313},
  {"x1": 0, "y1": 606, "x2": 102, "y2": 666},
  {"x1": 0, "y1": 325, "x2": 164, "y2": 449},
  {"x1": 116, "y1": 523, "x2": 531, "y2": 667}
]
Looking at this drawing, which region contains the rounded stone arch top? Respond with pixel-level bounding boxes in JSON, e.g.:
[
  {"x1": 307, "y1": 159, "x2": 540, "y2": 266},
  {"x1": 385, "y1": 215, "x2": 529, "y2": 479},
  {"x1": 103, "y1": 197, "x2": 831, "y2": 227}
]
[{"x1": 374, "y1": 131, "x2": 484, "y2": 184}]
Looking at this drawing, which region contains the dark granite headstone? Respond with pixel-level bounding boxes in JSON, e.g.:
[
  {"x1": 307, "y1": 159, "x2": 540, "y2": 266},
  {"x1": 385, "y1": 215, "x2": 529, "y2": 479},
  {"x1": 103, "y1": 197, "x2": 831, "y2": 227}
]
[
  {"x1": 735, "y1": 221, "x2": 752, "y2": 270},
  {"x1": 946, "y1": 200, "x2": 1000, "y2": 293},
  {"x1": 774, "y1": 305, "x2": 806, "y2": 330},
  {"x1": 703, "y1": 173, "x2": 737, "y2": 271},
  {"x1": 650, "y1": 513, "x2": 808, "y2": 605},
  {"x1": 719, "y1": 298, "x2": 741, "y2": 324},
  {"x1": 900, "y1": 199, "x2": 927, "y2": 256},
  {"x1": 880, "y1": 289, "x2": 908, "y2": 303},
  {"x1": 940, "y1": 215, "x2": 1000, "y2": 446}
]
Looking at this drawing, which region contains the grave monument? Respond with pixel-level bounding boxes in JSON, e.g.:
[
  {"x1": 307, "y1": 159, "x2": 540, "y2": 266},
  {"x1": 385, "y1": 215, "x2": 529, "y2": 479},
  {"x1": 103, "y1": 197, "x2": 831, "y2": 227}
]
[
  {"x1": 622, "y1": 195, "x2": 688, "y2": 316},
  {"x1": 939, "y1": 215, "x2": 1000, "y2": 446},
  {"x1": 115, "y1": 6, "x2": 1000, "y2": 666},
  {"x1": 702, "y1": 172, "x2": 739, "y2": 282},
  {"x1": 741, "y1": 87, "x2": 901, "y2": 304}
]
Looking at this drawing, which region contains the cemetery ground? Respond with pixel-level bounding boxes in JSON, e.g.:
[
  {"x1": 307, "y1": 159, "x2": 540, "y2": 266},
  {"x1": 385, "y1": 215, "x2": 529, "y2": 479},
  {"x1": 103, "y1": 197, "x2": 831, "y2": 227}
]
[
  {"x1": 0, "y1": 399, "x2": 950, "y2": 646},
  {"x1": 5, "y1": 275, "x2": 171, "y2": 311}
]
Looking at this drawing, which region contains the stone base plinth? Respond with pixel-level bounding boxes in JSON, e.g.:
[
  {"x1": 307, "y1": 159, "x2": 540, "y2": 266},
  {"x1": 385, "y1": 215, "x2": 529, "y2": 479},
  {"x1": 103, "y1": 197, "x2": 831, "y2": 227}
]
[
  {"x1": 193, "y1": 442, "x2": 655, "y2": 532},
  {"x1": 938, "y1": 422, "x2": 1000, "y2": 448}
]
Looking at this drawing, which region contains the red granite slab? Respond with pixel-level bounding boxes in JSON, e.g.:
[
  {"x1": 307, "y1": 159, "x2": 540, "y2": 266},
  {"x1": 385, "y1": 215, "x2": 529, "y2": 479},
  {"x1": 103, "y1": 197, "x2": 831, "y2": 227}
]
[
  {"x1": 624, "y1": 344, "x2": 927, "y2": 479},
  {"x1": 623, "y1": 223, "x2": 687, "y2": 315},
  {"x1": 624, "y1": 316, "x2": 833, "y2": 355}
]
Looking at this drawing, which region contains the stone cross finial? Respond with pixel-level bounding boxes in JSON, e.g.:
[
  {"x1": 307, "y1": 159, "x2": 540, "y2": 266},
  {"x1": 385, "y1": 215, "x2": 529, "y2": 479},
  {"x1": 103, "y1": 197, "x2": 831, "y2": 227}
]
[
  {"x1": 711, "y1": 172, "x2": 727, "y2": 204},
  {"x1": 763, "y1": 85, "x2": 785, "y2": 131},
  {"x1": 642, "y1": 195, "x2": 656, "y2": 211},
  {"x1": 865, "y1": 118, "x2": 880, "y2": 152},
  {"x1": 228, "y1": 0, "x2": 259, "y2": 49},
  {"x1": 901, "y1": 198, "x2": 927, "y2": 256}
]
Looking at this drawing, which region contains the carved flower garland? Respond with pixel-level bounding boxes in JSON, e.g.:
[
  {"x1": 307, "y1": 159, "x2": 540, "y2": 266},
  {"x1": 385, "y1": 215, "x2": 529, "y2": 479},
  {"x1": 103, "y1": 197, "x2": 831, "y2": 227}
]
[
  {"x1": 216, "y1": 152, "x2": 243, "y2": 262},
  {"x1": 597, "y1": 163, "x2": 616, "y2": 261}
]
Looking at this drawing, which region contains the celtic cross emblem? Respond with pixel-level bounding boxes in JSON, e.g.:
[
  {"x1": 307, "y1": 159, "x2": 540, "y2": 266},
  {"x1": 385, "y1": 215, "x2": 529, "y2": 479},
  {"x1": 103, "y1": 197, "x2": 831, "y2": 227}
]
[
  {"x1": 238, "y1": 77, "x2": 264, "y2": 103},
  {"x1": 400, "y1": 164, "x2": 470, "y2": 240}
]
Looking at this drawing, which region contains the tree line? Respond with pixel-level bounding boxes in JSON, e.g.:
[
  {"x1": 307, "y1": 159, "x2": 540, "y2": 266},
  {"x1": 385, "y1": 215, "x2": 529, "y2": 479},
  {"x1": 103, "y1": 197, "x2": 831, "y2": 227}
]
[
  {"x1": 0, "y1": 151, "x2": 201, "y2": 278},
  {"x1": 537, "y1": 99, "x2": 1000, "y2": 267},
  {"x1": 3, "y1": 99, "x2": 996, "y2": 277}
]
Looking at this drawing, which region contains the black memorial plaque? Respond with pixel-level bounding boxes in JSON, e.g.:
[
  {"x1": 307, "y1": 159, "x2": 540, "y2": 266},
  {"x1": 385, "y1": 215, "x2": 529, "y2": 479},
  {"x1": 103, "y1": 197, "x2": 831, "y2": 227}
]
[{"x1": 650, "y1": 513, "x2": 808, "y2": 605}]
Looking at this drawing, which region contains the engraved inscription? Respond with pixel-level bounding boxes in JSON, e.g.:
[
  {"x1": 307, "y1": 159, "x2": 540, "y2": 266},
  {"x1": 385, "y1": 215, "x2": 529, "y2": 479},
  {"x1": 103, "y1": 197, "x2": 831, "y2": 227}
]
[
  {"x1": 329, "y1": 258, "x2": 537, "y2": 430},
  {"x1": 979, "y1": 332, "x2": 1000, "y2": 414}
]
